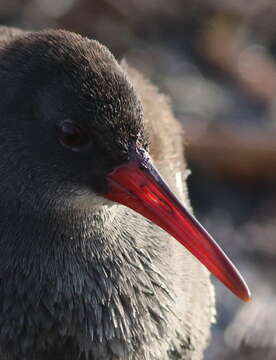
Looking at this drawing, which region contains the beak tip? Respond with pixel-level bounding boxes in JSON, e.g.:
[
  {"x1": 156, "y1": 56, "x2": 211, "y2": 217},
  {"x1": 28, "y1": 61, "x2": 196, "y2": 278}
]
[
  {"x1": 243, "y1": 290, "x2": 252, "y2": 303},
  {"x1": 236, "y1": 282, "x2": 251, "y2": 302}
]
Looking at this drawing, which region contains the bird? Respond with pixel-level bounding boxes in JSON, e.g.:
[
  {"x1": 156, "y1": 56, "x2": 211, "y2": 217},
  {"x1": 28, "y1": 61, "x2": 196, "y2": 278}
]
[{"x1": 0, "y1": 27, "x2": 250, "y2": 360}]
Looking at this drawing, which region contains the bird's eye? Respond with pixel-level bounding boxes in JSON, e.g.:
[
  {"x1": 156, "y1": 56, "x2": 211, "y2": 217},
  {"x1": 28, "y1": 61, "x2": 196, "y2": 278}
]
[{"x1": 58, "y1": 121, "x2": 89, "y2": 150}]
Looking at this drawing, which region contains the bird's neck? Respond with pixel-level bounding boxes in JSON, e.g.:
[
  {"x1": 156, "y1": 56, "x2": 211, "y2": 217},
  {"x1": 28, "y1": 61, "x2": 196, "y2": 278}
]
[{"x1": 0, "y1": 203, "x2": 174, "y2": 359}]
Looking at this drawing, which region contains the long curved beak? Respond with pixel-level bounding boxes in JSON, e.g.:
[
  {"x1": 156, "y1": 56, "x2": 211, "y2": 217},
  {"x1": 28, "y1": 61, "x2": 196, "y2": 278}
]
[{"x1": 103, "y1": 148, "x2": 251, "y2": 302}]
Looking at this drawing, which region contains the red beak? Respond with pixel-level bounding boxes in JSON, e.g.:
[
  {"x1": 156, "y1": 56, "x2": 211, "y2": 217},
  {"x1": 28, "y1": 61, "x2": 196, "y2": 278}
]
[{"x1": 104, "y1": 148, "x2": 251, "y2": 302}]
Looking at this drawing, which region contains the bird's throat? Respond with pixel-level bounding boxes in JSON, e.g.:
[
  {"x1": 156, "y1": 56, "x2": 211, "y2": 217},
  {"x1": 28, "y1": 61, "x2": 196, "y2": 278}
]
[{"x1": 0, "y1": 204, "x2": 174, "y2": 359}]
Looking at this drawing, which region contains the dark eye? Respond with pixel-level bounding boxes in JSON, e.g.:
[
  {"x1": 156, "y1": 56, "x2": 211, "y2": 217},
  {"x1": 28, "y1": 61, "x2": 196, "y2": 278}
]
[{"x1": 58, "y1": 121, "x2": 89, "y2": 150}]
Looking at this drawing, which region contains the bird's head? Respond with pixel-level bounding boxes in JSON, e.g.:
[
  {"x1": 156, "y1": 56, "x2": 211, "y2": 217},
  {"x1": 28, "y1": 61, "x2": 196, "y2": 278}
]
[{"x1": 0, "y1": 30, "x2": 250, "y2": 302}]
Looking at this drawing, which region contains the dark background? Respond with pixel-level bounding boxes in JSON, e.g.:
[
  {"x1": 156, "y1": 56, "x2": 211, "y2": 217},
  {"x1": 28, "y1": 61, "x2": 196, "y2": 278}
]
[{"x1": 1, "y1": 0, "x2": 276, "y2": 358}]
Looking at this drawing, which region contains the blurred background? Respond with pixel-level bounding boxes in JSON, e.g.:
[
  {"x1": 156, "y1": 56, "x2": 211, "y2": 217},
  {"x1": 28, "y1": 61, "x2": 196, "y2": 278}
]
[{"x1": 1, "y1": 0, "x2": 276, "y2": 358}]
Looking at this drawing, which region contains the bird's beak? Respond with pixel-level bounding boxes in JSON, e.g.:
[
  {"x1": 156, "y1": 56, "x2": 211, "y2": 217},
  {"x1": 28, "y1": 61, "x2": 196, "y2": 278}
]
[{"x1": 103, "y1": 147, "x2": 251, "y2": 302}]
